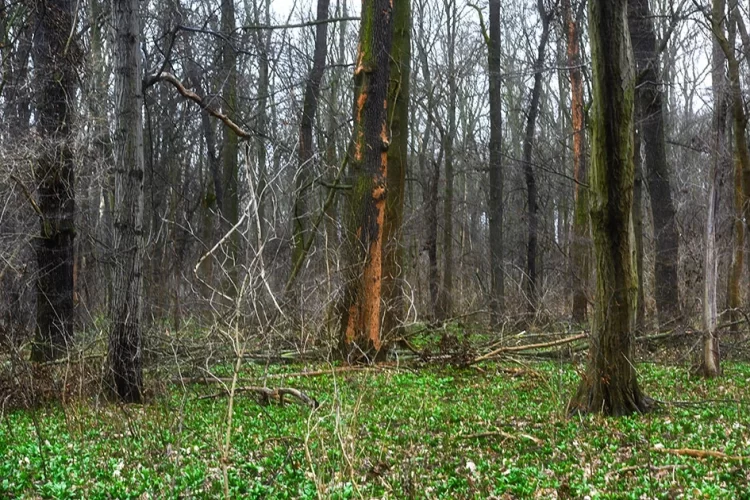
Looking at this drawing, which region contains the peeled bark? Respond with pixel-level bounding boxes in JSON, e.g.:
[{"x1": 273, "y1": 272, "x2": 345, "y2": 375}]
[
  {"x1": 488, "y1": 0, "x2": 504, "y2": 321},
  {"x1": 568, "y1": 0, "x2": 649, "y2": 416},
  {"x1": 628, "y1": 0, "x2": 681, "y2": 328},
  {"x1": 563, "y1": 0, "x2": 590, "y2": 325},
  {"x1": 30, "y1": 0, "x2": 79, "y2": 361},
  {"x1": 109, "y1": 0, "x2": 145, "y2": 403},
  {"x1": 338, "y1": 0, "x2": 394, "y2": 361},
  {"x1": 293, "y1": 0, "x2": 330, "y2": 267}
]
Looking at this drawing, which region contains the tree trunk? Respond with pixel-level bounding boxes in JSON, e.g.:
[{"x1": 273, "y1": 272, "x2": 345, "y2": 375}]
[
  {"x1": 628, "y1": 0, "x2": 681, "y2": 328},
  {"x1": 568, "y1": 0, "x2": 649, "y2": 416},
  {"x1": 109, "y1": 0, "x2": 145, "y2": 403},
  {"x1": 488, "y1": 0, "x2": 504, "y2": 322},
  {"x1": 713, "y1": 0, "x2": 750, "y2": 336},
  {"x1": 633, "y1": 122, "x2": 646, "y2": 332},
  {"x1": 30, "y1": 0, "x2": 79, "y2": 361},
  {"x1": 522, "y1": 0, "x2": 551, "y2": 317},
  {"x1": 292, "y1": 0, "x2": 330, "y2": 268},
  {"x1": 221, "y1": 0, "x2": 239, "y2": 285},
  {"x1": 382, "y1": 0, "x2": 410, "y2": 340},
  {"x1": 438, "y1": 0, "x2": 457, "y2": 319},
  {"x1": 338, "y1": 0, "x2": 394, "y2": 361},
  {"x1": 564, "y1": 0, "x2": 590, "y2": 325}
]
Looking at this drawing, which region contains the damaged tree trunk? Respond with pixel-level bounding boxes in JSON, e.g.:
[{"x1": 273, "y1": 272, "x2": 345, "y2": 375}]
[{"x1": 338, "y1": 0, "x2": 394, "y2": 362}]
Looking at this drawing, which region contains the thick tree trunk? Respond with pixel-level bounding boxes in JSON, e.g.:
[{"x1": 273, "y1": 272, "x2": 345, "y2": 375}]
[
  {"x1": 488, "y1": 0, "x2": 504, "y2": 322},
  {"x1": 563, "y1": 0, "x2": 590, "y2": 325},
  {"x1": 568, "y1": 0, "x2": 649, "y2": 416},
  {"x1": 522, "y1": 0, "x2": 551, "y2": 317},
  {"x1": 30, "y1": 0, "x2": 79, "y2": 361},
  {"x1": 109, "y1": 0, "x2": 145, "y2": 403},
  {"x1": 382, "y1": 0, "x2": 410, "y2": 340},
  {"x1": 292, "y1": 0, "x2": 330, "y2": 268},
  {"x1": 628, "y1": 0, "x2": 681, "y2": 328},
  {"x1": 338, "y1": 0, "x2": 394, "y2": 361},
  {"x1": 221, "y1": 0, "x2": 239, "y2": 284}
]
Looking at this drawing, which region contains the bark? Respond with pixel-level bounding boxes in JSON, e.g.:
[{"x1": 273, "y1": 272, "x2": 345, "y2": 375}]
[
  {"x1": 568, "y1": 0, "x2": 649, "y2": 416},
  {"x1": 488, "y1": 0, "x2": 504, "y2": 322},
  {"x1": 563, "y1": 0, "x2": 590, "y2": 324},
  {"x1": 438, "y1": 0, "x2": 457, "y2": 319},
  {"x1": 221, "y1": 0, "x2": 239, "y2": 282},
  {"x1": 628, "y1": 0, "x2": 681, "y2": 328},
  {"x1": 382, "y1": 0, "x2": 410, "y2": 340},
  {"x1": 253, "y1": 0, "x2": 271, "y2": 241},
  {"x1": 713, "y1": 1, "x2": 750, "y2": 335},
  {"x1": 338, "y1": 0, "x2": 394, "y2": 361},
  {"x1": 633, "y1": 123, "x2": 646, "y2": 332},
  {"x1": 29, "y1": 0, "x2": 79, "y2": 361},
  {"x1": 700, "y1": 0, "x2": 729, "y2": 378},
  {"x1": 523, "y1": 0, "x2": 552, "y2": 317},
  {"x1": 109, "y1": 0, "x2": 145, "y2": 403},
  {"x1": 292, "y1": 0, "x2": 330, "y2": 268}
]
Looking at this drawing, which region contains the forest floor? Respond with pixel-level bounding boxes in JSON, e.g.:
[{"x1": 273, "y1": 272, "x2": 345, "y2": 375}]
[{"x1": 2, "y1": 357, "x2": 750, "y2": 499}]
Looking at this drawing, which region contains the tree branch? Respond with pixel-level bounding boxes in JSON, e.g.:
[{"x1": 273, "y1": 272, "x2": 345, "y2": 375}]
[{"x1": 146, "y1": 72, "x2": 251, "y2": 140}]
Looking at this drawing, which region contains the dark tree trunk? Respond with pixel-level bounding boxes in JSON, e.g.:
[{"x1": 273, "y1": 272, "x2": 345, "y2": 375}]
[
  {"x1": 522, "y1": 0, "x2": 551, "y2": 317},
  {"x1": 382, "y1": 0, "x2": 410, "y2": 340},
  {"x1": 293, "y1": 0, "x2": 330, "y2": 267},
  {"x1": 109, "y1": 0, "x2": 145, "y2": 403},
  {"x1": 30, "y1": 0, "x2": 79, "y2": 361},
  {"x1": 488, "y1": 0, "x2": 504, "y2": 322},
  {"x1": 338, "y1": 0, "x2": 394, "y2": 361},
  {"x1": 633, "y1": 123, "x2": 646, "y2": 332},
  {"x1": 568, "y1": 0, "x2": 649, "y2": 417},
  {"x1": 628, "y1": 0, "x2": 681, "y2": 328}
]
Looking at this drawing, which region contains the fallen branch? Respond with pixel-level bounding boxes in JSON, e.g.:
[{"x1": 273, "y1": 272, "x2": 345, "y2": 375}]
[
  {"x1": 170, "y1": 365, "x2": 385, "y2": 387},
  {"x1": 605, "y1": 463, "x2": 687, "y2": 480},
  {"x1": 651, "y1": 447, "x2": 748, "y2": 461},
  {"x1": 199, "y1": 386, "x2": 319, "y2": 409},
  {"x1": 470, "y1": 333, "x2": 587, "y2": 364}
]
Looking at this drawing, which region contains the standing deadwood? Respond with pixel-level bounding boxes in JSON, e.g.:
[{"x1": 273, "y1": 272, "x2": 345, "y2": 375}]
[
  {"x1": 567, "y1": 0, "x2": 649, "y2": 416},
  {"x1": 292, "y1": 0, "x2": 330, "y2": 272},
  {"x1": 628, "y1": 0, "x2": 681, "y2": 328},
  {"x1": 712, "y1": 0, "x2": 750, "y2": 339},
  {"x1": 522, "y1": 0, "x2": 552, "y2": 317},
  {"x1": 382, "y1": 0, "x2": 410, "y2": 340},
  {"x1": 109, "y1": 0, "x2": 145, "y2": 403},
  {"x1": 29, "y1": 0, "x2": 79, "y2": 361},
  {"x1": 438, "y1": 0, "x2": 457, "y2": 319},
  {"x1": 563, "y1": 0, "x2": 590, "y2": 325},
  {"x1": 338, "y1": 0, "x2": 394, "y2": 361},
  {"x1": 487, "y1": 0, "x2": 504, "y2": 323}
]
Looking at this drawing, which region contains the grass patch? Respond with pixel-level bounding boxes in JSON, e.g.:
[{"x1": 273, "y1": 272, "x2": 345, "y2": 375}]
[{"x1": 2, "y1": 362, "x2": 750, "y2": 498}]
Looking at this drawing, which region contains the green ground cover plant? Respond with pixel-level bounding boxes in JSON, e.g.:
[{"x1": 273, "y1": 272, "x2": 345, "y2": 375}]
[{"x1": 2, "y1": 362, "x2": 749, "y2": 499}]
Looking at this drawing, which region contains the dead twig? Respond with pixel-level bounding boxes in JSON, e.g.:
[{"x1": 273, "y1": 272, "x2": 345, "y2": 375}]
[
  {"x1": 651, "y1": 447, "x2": 749, "y2": 461},
  {"x1": 470, "y1": 333, "x2": 588, "y2": 364},
  {"x1": 605, "y1": 463, "x2": 687, "y2": 480},
  {"x1": 199, "y1": 386, "x2": 319, "y2": 409}
]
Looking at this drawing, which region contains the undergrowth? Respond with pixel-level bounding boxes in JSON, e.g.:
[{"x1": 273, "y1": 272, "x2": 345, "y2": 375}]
[{"x1": 1, "y1": 362, "x2": 749, "y2": 499}]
